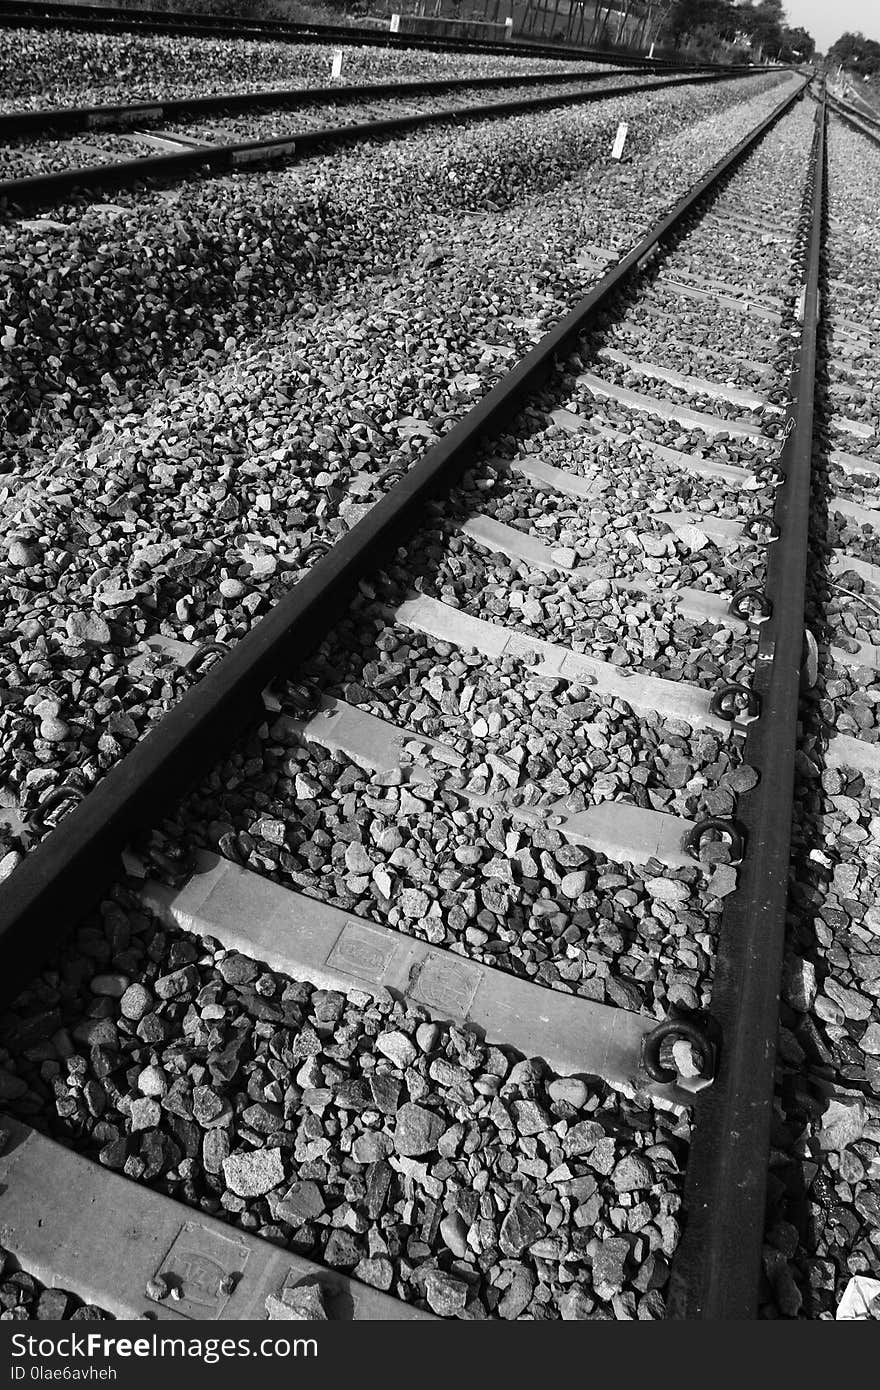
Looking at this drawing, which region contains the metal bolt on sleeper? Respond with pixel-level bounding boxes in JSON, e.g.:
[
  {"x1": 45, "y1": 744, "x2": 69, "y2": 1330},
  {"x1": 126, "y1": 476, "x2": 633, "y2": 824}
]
[{"x1": 710, "y1": 683, "x2": 761, "y2": 721}]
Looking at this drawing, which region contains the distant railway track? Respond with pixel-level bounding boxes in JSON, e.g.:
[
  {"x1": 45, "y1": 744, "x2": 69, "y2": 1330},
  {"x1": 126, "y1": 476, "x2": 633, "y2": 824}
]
[{"x1": 0, "y1": 0, "x2": 736, "y2": 67}]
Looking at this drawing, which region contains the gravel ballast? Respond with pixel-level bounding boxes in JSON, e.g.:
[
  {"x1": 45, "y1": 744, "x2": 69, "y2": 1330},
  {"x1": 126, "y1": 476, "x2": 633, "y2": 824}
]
[
  {"x1": 0, "y1": 891, "x2": 689, "y2": 1320},
  {"x1": 0, "y1": 27, "x2": 602, "y2": 112},
  {"x1": 0, "y1": 71, "x2": 661, "y2": 181},
  {"x1": 0, "y1": 1254, "x2": 111, "y2": 1321},
  {"x1": 5, "y1": 80, "x2": 874, "y2": 1323},
  {"x1": 143, "y1": 100, "x2": 814, "y2": 1027},
  {"x1": 0, "y1": 74, "x2": 796, "y2": 873}
]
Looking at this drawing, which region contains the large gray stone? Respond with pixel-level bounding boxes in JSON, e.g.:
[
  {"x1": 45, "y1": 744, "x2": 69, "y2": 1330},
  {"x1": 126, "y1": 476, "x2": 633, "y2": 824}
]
[
  {"x1": 222, "y1": 1147, "x2": 285, "y2": 1197},
  {"x1": 499, "y1": 1196, "x2": 545, "y2": 1257},
  {"x1": 394, "y1": 1103, "x2": 445, "y2": 1157}
]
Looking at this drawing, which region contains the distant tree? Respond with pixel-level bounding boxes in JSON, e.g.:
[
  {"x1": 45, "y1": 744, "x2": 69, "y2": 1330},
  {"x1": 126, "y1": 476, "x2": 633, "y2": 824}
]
[
  {"x1": 828, "y1": 32, "x2": 880, "y2": 75},
  {"x1": 736, "y1": 0, "x2": 784, "y2": 58},
  {"x1": 663, "y1": 0, "x2": 736, "y2": 46},
  {"x1": 779, "y1": 24, "x2": 814, "y2": 60}
]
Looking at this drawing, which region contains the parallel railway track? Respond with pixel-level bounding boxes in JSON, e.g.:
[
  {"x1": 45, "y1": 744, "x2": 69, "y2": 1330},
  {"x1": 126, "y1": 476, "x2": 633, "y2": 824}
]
[
  {"x1": 0, "y1": 65, "x2": 763, "y2": 212},
  {"x1": 828, "y1": 90, "x2": 880, "y2": 150},
  {"x1": 3, "y1": 72, "x2": 874, "y2": 1323},
  {"x1": 0, "y1": 66, "x2": 678, "y2": 140}
]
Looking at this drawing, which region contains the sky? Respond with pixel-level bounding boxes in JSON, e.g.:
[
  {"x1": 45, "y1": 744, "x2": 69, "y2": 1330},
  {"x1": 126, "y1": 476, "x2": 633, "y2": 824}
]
[{"x1": 781, "y1": 0, "x2": 879, "y2": 53}]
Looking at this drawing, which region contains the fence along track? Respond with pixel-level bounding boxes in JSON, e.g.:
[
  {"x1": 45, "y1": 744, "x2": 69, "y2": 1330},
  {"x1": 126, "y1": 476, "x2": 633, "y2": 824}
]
[{"x1": 0, "y1": 0, "x2": 757, "y2": 68}]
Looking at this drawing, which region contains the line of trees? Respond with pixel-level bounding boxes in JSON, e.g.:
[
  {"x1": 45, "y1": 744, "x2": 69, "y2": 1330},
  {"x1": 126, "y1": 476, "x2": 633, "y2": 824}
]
[
  {"x1": 828, "y1": 33, "x2": 880, "y2": 76},
  {"x1": 392, "y1": 1, "x2": 817, "y2": 63},
  {"x1": 660, "y1": 1, "x2": 814, "y2": 62}
]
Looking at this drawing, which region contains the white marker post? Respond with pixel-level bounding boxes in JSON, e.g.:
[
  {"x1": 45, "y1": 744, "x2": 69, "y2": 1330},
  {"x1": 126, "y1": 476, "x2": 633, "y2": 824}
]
[
  {"x1": 331, "y1": 49, "x2": 343, "y2": 79},
  {"x1": 611, "y1": 122, "x2": 628, "y2": 160},
  {"x1": 647, "y1": 40, "x2": 655, "y2": 58},
  {"x1": 505, "y1": 16, "x2": 513, "y2": 36},
  {"x1": 390, "y1": 13, "x2": 400, "y2": 32}
]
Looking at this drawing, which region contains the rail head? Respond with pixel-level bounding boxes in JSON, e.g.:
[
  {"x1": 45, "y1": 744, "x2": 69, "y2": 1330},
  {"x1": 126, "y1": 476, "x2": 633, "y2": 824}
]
[{"x1": 667, "y1": 84, "x2": 827, "y2": 1321}]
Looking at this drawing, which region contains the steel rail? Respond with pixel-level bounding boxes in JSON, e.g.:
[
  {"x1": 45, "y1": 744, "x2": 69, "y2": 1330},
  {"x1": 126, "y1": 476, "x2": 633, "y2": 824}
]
[
  {"x1": 667, "y1": 87, "x2": 826, "y2": 1320},
  {"x1": 0, "y1": 75, "x2": 808, "y2": 1008},
  {"x1": 0, "y1": 0, "x2": 706, "y2": 66},
  {"x1": 0, "y1": 68, "x2": 758, "y2": 213},
  {"x1": 827, "y1": 92, "x2": 880, "y2": 149},
  {"x1": 828, "y1": 88, "x2": 880, "y2": 122},
  {"x1": 845, "y1": 97, "x2": 880, "y2": 126},
  {"x1": 834, "y1": 82, "x2": 880, "y2": 124},
  {"x1": 0, "y1": 66, "x2": 703, "y2": 140}
]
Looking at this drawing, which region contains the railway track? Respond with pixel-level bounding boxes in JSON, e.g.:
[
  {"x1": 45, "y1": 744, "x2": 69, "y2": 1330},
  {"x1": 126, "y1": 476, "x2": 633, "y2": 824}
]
[
  {"x1": 836, "y1": 81, "x2": 880, "y2": 125},
  {"x1": 0, "y1": 66, "x2": 666, "y2": 141},
  {"x1": 828, "y1": 90, "x2": 880, "y2": 149},
  {"x1": 0, "y1": 0, "x2": 744, "y2": 69},
  {"x1": 0, "y1": 66, "x2": 761, "y2": 211},
  {"x1": 768, "y1": 111, "x2": 880, "y2": 1321},
  {"x1": 3, "y1": 71, "x2": 873, "y2": 1324}
]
